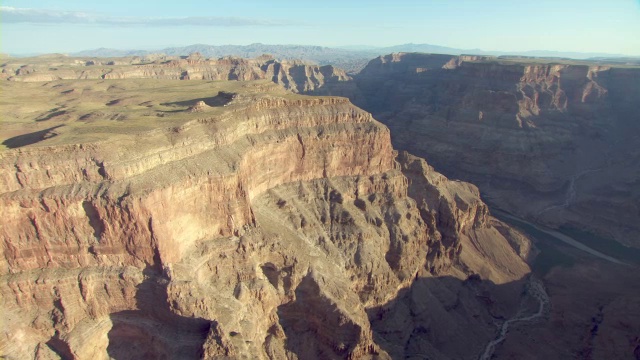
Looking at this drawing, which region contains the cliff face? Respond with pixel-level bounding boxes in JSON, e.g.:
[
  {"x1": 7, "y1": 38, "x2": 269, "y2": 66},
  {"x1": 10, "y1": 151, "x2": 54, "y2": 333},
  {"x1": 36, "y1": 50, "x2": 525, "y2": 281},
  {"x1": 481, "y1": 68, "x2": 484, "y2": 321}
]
[
  {"x1": 348, "y1": 53, "x2": 640, "y2": 247},
  {"x1": 0, "y1": 54, "x2": 351, "y2": 94},
  {"x1": 0, "y1": 79, "x2": 531, "y2": 359}
]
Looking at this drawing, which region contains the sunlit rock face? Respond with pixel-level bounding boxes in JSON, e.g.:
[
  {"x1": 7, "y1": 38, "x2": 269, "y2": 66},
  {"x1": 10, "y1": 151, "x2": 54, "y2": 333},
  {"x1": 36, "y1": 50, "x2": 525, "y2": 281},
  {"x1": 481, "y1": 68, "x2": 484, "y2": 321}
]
[
  {"x1": 347, "y1": 52, "x2": 640, "y2": 248},
  {"x1": 0, "y1": 77, "x2": 530, "y2": 359},
  {"x1": 1, "y1": 54, "x2": 353, "y2": 94}
]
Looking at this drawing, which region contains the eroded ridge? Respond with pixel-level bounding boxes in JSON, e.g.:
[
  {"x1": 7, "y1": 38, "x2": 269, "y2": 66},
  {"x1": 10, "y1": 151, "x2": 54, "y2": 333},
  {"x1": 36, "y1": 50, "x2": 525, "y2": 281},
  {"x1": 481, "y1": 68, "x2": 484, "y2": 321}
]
[{"x1": 1, "y1": 79, "x2": 531, "y2": 359}]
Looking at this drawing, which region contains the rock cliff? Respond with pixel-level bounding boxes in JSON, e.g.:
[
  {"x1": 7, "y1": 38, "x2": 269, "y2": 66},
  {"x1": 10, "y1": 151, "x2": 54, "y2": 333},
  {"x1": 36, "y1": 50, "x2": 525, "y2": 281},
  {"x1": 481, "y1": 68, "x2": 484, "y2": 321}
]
[
  {"x1": 344, "y1": 52, "x2": 640, "y2": 248},
  {"x1": 0, "y1": 78, "x2": 531, "y2": 359},
  {"x1": 0, "y1": 54, "x2": 351, "y2": 94}
]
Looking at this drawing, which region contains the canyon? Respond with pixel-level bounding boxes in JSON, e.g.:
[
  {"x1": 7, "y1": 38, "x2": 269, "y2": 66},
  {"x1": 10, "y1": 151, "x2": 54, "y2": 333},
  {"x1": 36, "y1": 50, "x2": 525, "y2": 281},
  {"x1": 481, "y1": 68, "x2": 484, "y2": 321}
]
[
  {"x1": 1, "y1": 53, "x2": 639, "y2": 359},
  {"x1": 0, "y1": 53, "x2": 355, "y2": 95},
  {"x1": 1, "y1": 76, "x2": 532, "y2": 359},
  {"x1": 340, "y1": 52, "x2": 640, "y2": 250}
]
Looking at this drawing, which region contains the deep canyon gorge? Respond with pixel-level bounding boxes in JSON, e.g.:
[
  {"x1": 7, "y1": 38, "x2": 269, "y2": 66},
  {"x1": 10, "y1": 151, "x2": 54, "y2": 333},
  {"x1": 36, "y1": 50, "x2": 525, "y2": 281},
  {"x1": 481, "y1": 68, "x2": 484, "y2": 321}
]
[{"x1": 1, "y1": 52, "x2": 639, "y2": 359}]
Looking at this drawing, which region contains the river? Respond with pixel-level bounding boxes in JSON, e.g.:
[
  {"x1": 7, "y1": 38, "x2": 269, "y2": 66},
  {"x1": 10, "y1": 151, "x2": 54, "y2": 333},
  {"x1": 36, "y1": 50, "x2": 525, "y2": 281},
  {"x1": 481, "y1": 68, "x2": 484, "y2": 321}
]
[
  {"x1": 494, "y1": 209, "x2": 627, "y2": 266},
  {"x1": 478, "y1": 208, "x2": 629, "y2": 359}
]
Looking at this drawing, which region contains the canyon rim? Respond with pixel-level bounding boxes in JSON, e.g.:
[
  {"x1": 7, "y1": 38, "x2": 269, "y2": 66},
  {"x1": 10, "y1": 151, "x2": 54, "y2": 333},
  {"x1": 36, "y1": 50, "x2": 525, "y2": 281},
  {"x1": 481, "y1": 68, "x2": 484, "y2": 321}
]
[{"x1": 1, "y1": 51, "x2": 639, "y2": 360}]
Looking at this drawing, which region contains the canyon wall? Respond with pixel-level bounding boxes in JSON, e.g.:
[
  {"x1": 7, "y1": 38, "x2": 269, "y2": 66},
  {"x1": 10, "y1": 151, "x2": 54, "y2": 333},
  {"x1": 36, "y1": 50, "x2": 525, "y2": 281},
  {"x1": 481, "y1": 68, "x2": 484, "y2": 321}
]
[
  {"x1": 343, "y1": 53, "x2": 640, "y2": 248},
  {"x1": 0, "y1": 54, "x2": 353, "y2": 94},
  {"x1": 0, "y1": 80, "x2": 531, "y2": 359}
]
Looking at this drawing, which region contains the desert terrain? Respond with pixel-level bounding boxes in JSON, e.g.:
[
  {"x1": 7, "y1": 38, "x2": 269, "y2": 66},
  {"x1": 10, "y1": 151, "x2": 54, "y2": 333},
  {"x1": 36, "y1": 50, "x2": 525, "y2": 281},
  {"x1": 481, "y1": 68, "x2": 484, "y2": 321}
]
[{"x1": 0, "y1": 53, "x2": 638, "y2": 359}]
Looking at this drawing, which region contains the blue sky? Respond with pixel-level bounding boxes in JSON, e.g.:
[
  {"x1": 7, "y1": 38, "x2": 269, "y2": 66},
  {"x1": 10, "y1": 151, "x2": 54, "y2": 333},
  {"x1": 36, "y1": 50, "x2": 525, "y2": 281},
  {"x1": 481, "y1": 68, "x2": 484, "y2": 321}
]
[{"x1": 2, "y1": 0, "x2": 639, "y2": 55}]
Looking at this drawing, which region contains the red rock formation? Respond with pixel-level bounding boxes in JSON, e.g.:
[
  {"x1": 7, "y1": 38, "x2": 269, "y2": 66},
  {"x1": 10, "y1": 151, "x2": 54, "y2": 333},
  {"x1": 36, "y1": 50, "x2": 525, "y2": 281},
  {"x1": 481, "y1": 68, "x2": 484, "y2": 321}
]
[{"x1": 0, "y1": 79, "x2": 530, "y2": 359}]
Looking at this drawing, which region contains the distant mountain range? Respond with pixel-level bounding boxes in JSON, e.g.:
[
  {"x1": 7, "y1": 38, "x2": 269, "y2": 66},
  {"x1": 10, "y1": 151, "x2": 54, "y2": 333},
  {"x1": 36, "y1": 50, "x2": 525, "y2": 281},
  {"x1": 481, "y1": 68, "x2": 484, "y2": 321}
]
[{"x1": 68, "y1": 43, "x2": 638, "y2": 73}]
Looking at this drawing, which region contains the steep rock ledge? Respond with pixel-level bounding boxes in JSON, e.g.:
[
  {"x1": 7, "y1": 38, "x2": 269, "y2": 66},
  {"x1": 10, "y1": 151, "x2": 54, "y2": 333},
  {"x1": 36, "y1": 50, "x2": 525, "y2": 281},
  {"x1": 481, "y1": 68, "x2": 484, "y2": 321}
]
[
  {"x1": 1, "y1": 81, "x2": 531, "y2": 359},
  {"x1": 333, "y1": 52, "x2": 640, "y2": 247},
  {"x1": 1, "y1": 55, "x2": 352, "y2": 94},
  {"x1": 1, "y1": 95, "x2": 392, "y2": 273}
]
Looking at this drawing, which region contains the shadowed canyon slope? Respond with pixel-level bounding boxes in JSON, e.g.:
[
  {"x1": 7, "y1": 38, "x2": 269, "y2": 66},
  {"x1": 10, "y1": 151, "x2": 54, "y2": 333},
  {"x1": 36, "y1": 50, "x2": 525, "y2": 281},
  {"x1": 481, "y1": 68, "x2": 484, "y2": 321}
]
[
  {"x1": 335, "y1": 53, "x2": 640, "y2": 248},
  {"x1": 1, "y1": 78, "x2": 534, "y2": 359}
]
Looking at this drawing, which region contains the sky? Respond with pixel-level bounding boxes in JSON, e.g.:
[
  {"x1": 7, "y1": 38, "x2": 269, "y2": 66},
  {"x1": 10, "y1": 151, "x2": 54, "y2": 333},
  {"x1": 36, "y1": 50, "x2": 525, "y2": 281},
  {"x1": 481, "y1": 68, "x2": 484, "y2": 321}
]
[{"x1": 1, "y1": 0, "x2": 639, "y2": 56}]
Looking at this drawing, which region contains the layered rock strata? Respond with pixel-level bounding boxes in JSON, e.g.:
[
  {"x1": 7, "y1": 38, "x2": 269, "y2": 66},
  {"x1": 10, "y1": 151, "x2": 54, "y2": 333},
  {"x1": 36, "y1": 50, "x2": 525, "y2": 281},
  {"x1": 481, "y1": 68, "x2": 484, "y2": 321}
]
[
  {"x1": 1, "y1": 54, "x2": 351, "y2": 94},
  {"x1": 0, "y1": 80, "x2": 531, "y2": 359},
  {"x1": 341, "y1": 52, "x2": 640, "y2": 247}
]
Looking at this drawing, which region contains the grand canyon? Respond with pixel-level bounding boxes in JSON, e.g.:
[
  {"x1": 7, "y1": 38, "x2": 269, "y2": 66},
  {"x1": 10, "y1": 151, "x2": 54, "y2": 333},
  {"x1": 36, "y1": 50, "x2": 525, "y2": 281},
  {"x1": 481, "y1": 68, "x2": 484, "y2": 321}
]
[{"x1": 1, "y1": 50, "x2": 639, "y2": 360}]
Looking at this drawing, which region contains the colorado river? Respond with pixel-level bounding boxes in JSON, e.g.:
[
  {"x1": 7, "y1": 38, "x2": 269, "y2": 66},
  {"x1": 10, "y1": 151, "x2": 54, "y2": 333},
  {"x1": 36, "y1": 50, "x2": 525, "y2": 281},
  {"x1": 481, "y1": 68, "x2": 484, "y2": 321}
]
[
  {"x1": 478, "y1": 207, "x2": 629, "y2": 359},
  {"x1": 494, "y1": 209, "x2": 626, "y2": 265},
  {"x1": 479, "y1": 276, "x2": 549, "y2": 360}
]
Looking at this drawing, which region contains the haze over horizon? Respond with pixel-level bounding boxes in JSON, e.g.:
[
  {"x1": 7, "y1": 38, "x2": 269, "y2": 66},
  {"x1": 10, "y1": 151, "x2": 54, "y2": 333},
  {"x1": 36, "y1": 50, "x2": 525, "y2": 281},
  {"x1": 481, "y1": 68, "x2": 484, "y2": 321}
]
[{"x1": 1, "y1": 0, "x2": 640, "y2": 56}]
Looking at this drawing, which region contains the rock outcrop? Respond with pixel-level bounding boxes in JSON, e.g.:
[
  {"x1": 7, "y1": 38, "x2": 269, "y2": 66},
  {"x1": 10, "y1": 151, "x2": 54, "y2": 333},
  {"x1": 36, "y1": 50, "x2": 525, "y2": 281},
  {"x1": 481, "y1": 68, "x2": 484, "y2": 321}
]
[
  {"x1": 1, "y1": 54, "x2": 351, "y2": 94},
  {"x1": 340, "y1": 52, "x2": 640, "y2": 248},
  {"x1": 0, "y1": 78, "x2": 531, "y2": 359}
]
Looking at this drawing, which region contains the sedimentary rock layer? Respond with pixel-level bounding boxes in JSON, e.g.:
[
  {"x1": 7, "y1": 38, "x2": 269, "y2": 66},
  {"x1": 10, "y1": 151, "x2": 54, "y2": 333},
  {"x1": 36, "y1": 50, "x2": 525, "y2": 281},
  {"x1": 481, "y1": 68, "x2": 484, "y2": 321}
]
[
  {"x1": 343, "y1": 52, "x2": 640, "y2": 247},
  {"x1": 0, "y1": 79, "x2": 530, "y2": 359},
  {"x1": 1, "y1": 54, "x2": 351, "y2": 94}
]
